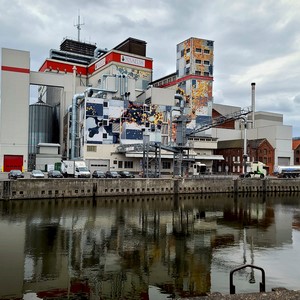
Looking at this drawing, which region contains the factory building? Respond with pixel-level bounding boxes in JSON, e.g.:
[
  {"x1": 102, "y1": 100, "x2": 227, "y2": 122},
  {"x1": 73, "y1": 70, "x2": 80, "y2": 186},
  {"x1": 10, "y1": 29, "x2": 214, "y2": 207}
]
[
  {"x1": 0, "y1": 36, "x2": 293, "y2": 175},
  {"x1": 1, "y1": 36, "x2": 224, "y2": 175}
]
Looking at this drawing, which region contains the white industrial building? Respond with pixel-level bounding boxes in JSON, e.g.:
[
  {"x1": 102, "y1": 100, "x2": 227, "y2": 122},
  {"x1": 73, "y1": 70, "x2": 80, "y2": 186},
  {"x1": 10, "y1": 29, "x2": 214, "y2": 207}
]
[
  {"x1": 0, "y1": 36, "x2": 294, "y2": 175},
  {"x1": 211, "y1": 103, "x2": 293, "y2": 167}
]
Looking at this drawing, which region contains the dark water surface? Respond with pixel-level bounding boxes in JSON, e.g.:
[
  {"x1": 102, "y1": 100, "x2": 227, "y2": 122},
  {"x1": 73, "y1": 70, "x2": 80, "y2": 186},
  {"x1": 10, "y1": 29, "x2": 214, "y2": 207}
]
[{"x1": 1, "y1": 192, "x2": 300, "y2": 299}]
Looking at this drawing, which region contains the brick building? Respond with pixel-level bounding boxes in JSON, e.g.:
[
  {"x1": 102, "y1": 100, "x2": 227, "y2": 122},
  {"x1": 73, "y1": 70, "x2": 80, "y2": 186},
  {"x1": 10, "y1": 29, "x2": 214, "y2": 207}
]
[
  {"x1": 215, "y1": 138, "x2": 275, "y2": 175},
  {"x1": 293, "y1": 139, "x2": 300, "y2": 165}
]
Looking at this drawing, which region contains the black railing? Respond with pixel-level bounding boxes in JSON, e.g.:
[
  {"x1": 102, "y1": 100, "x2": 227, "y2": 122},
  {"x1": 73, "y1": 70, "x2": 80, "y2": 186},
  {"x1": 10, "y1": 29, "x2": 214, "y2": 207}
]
[{"x1": 230, "y1": 264, "x2": 265, "y2": 294}]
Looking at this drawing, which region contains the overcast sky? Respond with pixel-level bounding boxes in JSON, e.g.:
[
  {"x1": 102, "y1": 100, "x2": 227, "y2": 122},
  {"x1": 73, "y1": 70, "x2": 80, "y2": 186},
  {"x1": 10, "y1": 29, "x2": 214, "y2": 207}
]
[{"x1": 1, "y1": 0, "x2": 300, "y2": 136}]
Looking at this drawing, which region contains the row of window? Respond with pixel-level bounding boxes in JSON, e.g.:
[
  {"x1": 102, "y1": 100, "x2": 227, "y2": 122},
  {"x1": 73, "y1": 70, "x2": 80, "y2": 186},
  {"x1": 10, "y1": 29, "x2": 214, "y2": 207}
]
[
  {"x1": 224, "y1": 156, "x2": 271, "y2": 165},
  {"x1": 185, "y1": 67, "x2": 210, "y2": 76},
  {"x1": 186, "y1": 59, "x2": 210, "y2": 65},
  {"x1": 181, "y1": 48, "x2": 210, "y2": 56},
  {"x1": 113, "y1": 160, "x2": 133, "y2": 169}
]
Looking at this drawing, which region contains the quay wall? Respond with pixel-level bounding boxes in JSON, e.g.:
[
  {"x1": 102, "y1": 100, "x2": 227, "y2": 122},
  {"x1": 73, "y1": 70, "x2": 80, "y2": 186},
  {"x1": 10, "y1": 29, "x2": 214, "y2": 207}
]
[{"x1": 1, "y1": 177, "x2": 300, "y2": 200}]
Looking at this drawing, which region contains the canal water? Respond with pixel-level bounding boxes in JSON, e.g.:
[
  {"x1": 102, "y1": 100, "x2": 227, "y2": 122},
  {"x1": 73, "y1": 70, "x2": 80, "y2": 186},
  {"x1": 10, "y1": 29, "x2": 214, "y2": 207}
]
[{"x1": 1, "y1": 192, "x2": 300, "y2": 299}]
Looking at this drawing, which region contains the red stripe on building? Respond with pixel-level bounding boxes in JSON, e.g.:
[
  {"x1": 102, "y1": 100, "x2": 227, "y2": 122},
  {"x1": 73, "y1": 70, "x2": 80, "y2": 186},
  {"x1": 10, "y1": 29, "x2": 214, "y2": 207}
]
[
  {"x1": 39, "y1": 60, "x2": 88, "y2": 75},
  {"x1": 89, "y1": 51, "x2": 153, "y2": 74},
  {"x1": 159, "y1": 74, "x2": 214, "y2": 88},
  {"x1": 1, "y1": 65, "x2": 30, "y2": 74},
  {"x1": 39, "y1": 51, "x2": 153, "y2": 76}
]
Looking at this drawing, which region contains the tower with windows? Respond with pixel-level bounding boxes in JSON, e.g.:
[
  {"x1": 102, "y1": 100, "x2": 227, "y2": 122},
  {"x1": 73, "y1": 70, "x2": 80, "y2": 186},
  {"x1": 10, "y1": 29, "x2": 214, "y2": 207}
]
[{"x1": 176, "y1": 37, "x2": 214, "y2": 132}]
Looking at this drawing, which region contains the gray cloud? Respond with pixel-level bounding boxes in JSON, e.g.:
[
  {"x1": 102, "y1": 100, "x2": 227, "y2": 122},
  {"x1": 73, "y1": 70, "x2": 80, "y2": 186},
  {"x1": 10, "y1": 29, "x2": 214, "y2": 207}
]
[{"x1": 1, "y1": 0, "x2": 300, "y2": 136}]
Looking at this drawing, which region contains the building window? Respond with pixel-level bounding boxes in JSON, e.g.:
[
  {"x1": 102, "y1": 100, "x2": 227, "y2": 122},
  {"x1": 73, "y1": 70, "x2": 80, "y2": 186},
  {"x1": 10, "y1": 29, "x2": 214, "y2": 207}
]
[
  {"x1": 204, "y1": 60, "x2": 210, "y2": 65},
  {"x1": 204, "y1": 72, "x2": 209, "y2": 76},
  {"x1": 87, "y1": 146, "x2": 97, "y2": 152},
  {"x1": 118, "y1": 161, "x2": 123, "y2": 168},
  {"x1": 103, "y1": 133, "x2": 107, "y2": 139},
  {"x1": 185, "y1": 67, "x2": 190, "y2": 74},
  {"x1": 113, "y1": 160, "x2": 117, "y2": 165},
  {"x1": 162, "y1": 161, "x2": 171, "y2": 169},
  {"x1": 195, "y1": 48, "x2": 201, "y2": 53},
  {"x1": 195, "y1": 71, "x2": 201, "y2": 75},
  {"x1": 103, "y1": 101, "x2": 108, "y2": 107},
  {"x1": 204, "y1": 49, "x2": 210, "y2": 54},
  {"x1": 195, "y1": 59, "x2": 201, "y2": 64},
  {"x1": 186, "y1": 59, "x2": 190, "y2": 64},
  {"x1": 186, "y1": 48, "x2": 190, "y2": 53},
  {"x1": 296, "y1": 157, "x2": 299, "y2": 163},
  {"x1": 124, "y1": 161, "x2": 133, "y2": 168}
]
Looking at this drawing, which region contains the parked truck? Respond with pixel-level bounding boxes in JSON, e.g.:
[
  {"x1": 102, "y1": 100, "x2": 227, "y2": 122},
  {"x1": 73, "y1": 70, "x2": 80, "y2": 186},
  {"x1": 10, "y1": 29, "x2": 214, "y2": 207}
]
[
  {"x1": 240, "y1": 161, "x2": 268, "y2": 178},
  {"x1": 61, "y1": 160, "x2": 91, "y2": 178},
  {"x1": 273, "y1": 165, "x2": 300, "y2": 178},
  {"x1": 192, "y1": 162, "x2": 207, "y2": 176}
]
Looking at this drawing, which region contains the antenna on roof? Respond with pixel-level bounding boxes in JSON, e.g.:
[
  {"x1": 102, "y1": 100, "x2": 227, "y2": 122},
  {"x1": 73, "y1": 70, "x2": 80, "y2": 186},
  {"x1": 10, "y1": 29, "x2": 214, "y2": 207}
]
[{"x1": 74, "y1": 12, "x2": 85, "y2": 42}]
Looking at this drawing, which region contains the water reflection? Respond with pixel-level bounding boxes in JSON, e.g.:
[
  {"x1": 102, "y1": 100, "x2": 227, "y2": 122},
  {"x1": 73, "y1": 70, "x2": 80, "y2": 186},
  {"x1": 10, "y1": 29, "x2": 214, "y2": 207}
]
[{"x1": 0, "y1": 192, "x2": 300, "y2": 299}]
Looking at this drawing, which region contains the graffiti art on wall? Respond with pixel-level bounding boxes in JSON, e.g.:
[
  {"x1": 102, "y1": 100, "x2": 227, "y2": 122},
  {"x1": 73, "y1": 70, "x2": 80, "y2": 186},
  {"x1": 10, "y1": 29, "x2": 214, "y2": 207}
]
[
  {"x1": 176, "y1": 37, "x2": 214, "y2": 129},
  {"x1": 83, "y1": 98, "x2": 166, "y2": 144}
]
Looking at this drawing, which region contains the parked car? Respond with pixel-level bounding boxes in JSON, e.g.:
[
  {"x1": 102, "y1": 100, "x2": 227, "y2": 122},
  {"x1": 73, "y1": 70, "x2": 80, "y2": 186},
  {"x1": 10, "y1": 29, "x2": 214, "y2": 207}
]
[
  {"x1": 118, "y1": 171, "x2": 135, "y2": 178},
  {"x1": 105, "y1": 171, "x2": 121, "y2": 178},
  {"x1": 8, "y1": 169, "x2": 24, "y2": 179},
  {"x1": 48, "y1": 170, "x2": 63, "y2": 178},
  {"x1": 30, "y1": 170, "x2": 45, "y2": 178},
  {"x1": 92, "y1": 170, "x2": 106, "y2": 178}
]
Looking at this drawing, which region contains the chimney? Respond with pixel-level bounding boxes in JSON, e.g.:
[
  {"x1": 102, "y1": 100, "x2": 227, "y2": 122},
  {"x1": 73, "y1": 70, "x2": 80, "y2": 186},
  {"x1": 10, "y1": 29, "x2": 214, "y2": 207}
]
[{"x1": 251, "y1": 82, "x2": 256, "y2": 128}]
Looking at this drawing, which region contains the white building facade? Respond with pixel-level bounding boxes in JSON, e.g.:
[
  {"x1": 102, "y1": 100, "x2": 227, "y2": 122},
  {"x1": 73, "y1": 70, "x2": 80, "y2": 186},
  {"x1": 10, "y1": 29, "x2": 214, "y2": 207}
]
[{"x1": 0, "y1": 37, "x2": 293, "y2": 175}]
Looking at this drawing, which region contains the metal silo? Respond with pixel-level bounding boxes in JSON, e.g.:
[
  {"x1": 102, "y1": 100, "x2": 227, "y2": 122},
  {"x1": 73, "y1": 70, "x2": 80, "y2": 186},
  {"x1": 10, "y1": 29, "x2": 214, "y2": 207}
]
[{"x1": 28, "y1": 100, "x2": 54, "y2": 169}]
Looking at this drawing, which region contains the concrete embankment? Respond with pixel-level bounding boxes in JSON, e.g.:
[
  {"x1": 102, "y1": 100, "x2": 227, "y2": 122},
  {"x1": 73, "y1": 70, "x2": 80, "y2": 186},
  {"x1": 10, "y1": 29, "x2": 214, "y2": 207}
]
[{"x1": 1, "y1": 177, "x2": 300, "y2": 200}]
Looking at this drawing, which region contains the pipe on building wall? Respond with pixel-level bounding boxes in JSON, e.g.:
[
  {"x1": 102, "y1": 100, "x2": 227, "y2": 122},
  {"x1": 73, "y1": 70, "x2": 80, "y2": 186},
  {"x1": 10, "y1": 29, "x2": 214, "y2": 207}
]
[
  {"x1": 71, "y1": 93, "x2": 84, "y2": 159},
  {"x1": 99, "y1": 74, "x2": 118, "y2": 92},
  {"x1": 70, "y1": 86, "x2": 119, "y2": 159},
  {"x1": 124, "y1": 74, "x2": 128, "y2": 96},
  {"x1": 119, "y1": 75, "x2": 123, "y2": 96}
]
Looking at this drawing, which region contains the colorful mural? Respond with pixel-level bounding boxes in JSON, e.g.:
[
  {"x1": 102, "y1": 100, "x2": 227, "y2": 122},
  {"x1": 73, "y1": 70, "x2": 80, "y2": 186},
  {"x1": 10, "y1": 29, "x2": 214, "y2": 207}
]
[
  {"x1": 82, "y1": 98, "x2": 166, "y2": 145},
  {"x1": 176, "y1": 37, "x2": 214, "y2": 128},
  {"x1": 116, "y1": 66, "x2": 152, "y2": 90}
]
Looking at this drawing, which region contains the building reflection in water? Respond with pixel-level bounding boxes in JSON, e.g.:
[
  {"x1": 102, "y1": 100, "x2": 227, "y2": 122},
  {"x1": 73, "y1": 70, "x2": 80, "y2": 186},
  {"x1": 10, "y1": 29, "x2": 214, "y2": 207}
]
[{"x1": 0, "y1": 192, "x2": 300, "y2": 299}]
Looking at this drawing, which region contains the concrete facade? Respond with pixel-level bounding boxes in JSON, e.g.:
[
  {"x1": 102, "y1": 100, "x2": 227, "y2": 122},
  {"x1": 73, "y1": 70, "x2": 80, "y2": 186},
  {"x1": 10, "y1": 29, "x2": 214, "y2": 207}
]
[
  {"x1": 0, "y1": 48, "x2": 74, "y2": 171},
  {"x1": 0, "y1": 49, "x2": 30, "y2": 171}
]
